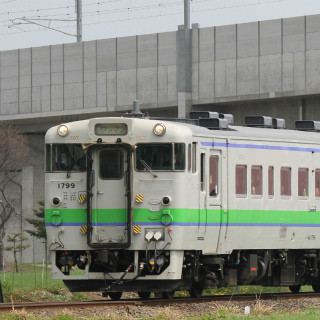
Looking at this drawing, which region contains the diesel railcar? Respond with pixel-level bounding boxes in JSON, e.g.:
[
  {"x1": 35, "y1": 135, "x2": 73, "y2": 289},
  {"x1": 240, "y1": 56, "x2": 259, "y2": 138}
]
[{"x1": 45, "y1": 109, "x2": 320, "y2": 299}]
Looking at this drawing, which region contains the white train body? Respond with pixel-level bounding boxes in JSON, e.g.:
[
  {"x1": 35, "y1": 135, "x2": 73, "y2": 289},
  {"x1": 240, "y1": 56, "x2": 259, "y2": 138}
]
[{"x1": 45, "y1": 113, "x2": 320, "y2": 297}]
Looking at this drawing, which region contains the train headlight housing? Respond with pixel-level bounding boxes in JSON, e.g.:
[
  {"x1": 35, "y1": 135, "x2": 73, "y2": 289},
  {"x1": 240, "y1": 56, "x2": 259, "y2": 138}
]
[
  {"x1": 162, "y1": 196, "x2": 172, "y2": 206},
  {"x1": 52, "y1": 197, "x2": 61, "y2": 206},
  {"x1": 57, "y1": 124, "x2": 69, "y2": 137},
  {"x1": 153, "y1": 123, "x2": 166, "y2": 136}
]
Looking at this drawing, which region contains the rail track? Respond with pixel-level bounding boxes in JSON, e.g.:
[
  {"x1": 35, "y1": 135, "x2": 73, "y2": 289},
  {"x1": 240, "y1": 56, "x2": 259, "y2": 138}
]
[{"x1": 0, "y1": 292, "x2": 320, "y2": 313}]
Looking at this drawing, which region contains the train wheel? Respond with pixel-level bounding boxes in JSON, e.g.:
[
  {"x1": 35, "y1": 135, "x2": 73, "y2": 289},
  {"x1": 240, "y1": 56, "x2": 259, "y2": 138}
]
[
  {"x1": 189, "y1": 284, "x2": 203, "y2": 298},
  {"x1": 162, "y1": 291, "x2": 175, "y2": 299},
  {"x1": 138, "y1": 291, "x2": 151, "y2": 299},
  {"x1": 289, "y1": 285, "x2": 301, "y2": 294},
  {"x1": 312, "y1": 278, "x2": 320, "y2": 292},
  {"x1": 108, "y1": 292, "x2": 122, "y2": 300}
]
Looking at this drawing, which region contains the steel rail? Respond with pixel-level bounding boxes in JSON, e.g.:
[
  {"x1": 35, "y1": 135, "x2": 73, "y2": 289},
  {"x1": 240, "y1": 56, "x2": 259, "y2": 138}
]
[{"x1": 0, "y1": 292, "x2": 319, "y2": 313}]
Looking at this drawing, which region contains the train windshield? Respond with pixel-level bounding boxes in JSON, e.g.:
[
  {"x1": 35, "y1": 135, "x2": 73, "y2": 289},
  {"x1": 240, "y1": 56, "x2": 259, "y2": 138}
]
[
  {"x1": 46, "y1": 144, "x2": 86, "y2": 172},
  {"x1": 136, "y1": 143, "x2": 185, "y2": 171}
]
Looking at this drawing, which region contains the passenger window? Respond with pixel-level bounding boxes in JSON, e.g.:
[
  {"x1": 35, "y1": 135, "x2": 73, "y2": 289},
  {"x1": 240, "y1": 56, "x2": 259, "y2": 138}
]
[
  {"x1": 251, "y1": 166, "x2": 262, "y2": 196},
  {"x1": 46, "y1": 144, "x2": 51, "y2": 172},
  {"x1": 192, "y1": 142, "x2": 197, "y2": 173},
  {"x1": 200, "y1": 153, "x2": 205, "y2": 191},
  {"x1": 100, "y1": 149, "x2": 123, "y2": 179},
  {"x1": 281, "y1": 167, "x2": 291, "y2": 197},
  {"x1": 315, "y1": 169, "x2": 320, "y2": 197},
  {"x1": 236, "y1": 165, "x2": 247, "y2": 197},
  {"x1": 209, "y1": 156, "x2": 218, "y2": 197},
  {"x1": 298, "y1": 168, "x2": 308, "y2": 197},
  {"x1": 188, "y1": 144, "x2": 191, "y2": 172},
  {"x1": 268, "y1": 166, "x2": 274, "y2": 198},
  {"x1": 174, "y1": 144, "x2": 185, "y2": 170}
]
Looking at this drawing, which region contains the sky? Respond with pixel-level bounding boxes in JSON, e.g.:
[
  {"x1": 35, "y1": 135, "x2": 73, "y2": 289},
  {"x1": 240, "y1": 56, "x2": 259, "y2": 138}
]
[{"x1": 0, "y1": 0, "x2": 320, "y2": 51}]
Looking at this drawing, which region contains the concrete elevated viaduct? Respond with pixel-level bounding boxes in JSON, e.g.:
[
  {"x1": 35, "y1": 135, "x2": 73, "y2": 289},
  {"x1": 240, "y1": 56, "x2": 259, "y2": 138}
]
[{"x1": 1, "y1": 14, "x2": 320, "y2": 261}]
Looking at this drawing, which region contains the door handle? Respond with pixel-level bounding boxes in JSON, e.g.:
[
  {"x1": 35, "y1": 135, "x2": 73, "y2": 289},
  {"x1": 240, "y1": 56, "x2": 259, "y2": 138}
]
[{"x1": 97, "y1": 191, "x2": 104, "y2": 195}]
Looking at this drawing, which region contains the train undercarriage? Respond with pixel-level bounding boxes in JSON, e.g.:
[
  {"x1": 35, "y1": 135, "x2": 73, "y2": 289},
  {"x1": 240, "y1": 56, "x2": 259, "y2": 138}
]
[{"x1": 57, "y1": 249, "x2": 320, "y2": 299}]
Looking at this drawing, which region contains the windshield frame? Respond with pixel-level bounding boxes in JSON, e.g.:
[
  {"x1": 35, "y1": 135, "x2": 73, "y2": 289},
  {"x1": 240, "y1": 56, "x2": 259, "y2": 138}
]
[
  {"x1": 135, "y1": 143, "x2": 185, "y2": 172},
  {"x1": 45, "y1": 143, "x2": 87, "y2": 173}
]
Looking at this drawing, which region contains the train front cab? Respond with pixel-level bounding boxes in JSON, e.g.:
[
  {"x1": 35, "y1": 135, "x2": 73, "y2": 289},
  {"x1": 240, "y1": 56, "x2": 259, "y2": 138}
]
[{"x1": 47, "y1": 119, "x2": 230, "y2": 298}]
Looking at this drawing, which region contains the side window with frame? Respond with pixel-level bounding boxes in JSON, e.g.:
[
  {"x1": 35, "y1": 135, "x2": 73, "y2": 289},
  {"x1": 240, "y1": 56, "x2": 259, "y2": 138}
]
[
  {"x1": 315, "y1": 169, "x2": 320, "y2": 198},
  {"x1": 188, "y1": 143, "x2": 192, "y2": 172},
  {"x1": 298, "y1": 168, "x2": 308, "y2": 198},
  {"x1": 268, "y1": 166, "x2": 274, "y2": 198},
  {"x1": 200, "y1": 153, "x2": 205, "y2": 191},
  {"x1": 236, "y1": 165, "x2": 247, "y2": 197},
  {"x1": 251, "y1": 166, "x2": 262, "y2": 196},
  {"x1": 192, "y1": 142, "x2": 197, "y2": 173},
  {"x1": 281, "y1": 167, "x2": 291, "y2": 197}
]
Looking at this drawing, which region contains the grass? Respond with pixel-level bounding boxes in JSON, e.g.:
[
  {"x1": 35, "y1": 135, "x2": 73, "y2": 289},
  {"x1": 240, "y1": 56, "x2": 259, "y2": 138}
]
[
  {"x1": 0, "y1": 263, "x2": 62, "y2": 290},
  {"x1": 0, "y1": 262, "x2": 87, "y2": 303}
]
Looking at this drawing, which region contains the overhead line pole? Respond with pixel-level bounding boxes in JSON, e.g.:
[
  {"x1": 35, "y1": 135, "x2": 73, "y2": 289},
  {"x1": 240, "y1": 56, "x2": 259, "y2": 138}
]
[
  {"x1": 76, "y1": 0, "x2": 82, "y2": 42},
  {"x1": 184, "y1": 0, "x2": 190, "y2": 29}
]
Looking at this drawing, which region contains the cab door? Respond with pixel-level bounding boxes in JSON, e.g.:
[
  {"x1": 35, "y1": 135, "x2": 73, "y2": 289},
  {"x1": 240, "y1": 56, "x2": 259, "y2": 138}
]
[
  {"x1": 198, "y1": 151, "x2": 207, "y2": 237},
  {"x1": 87, "y1": 145, "x2": 131, "y2": 248},
  {"x1": 207, "y1": 150, "x2": 223, "y2": 251}
]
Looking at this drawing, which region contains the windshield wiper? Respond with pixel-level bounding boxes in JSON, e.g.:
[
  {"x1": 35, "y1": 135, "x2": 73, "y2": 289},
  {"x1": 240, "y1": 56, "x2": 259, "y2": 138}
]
[{"x1": 139, "y1": 160, "x2": 158, "y2": 178}]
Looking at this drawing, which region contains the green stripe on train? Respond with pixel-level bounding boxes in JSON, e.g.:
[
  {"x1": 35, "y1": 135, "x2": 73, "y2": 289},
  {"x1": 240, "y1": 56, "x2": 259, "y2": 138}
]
[{"x1": 45, "y1": 208, "x2": 320, "y2": 225}]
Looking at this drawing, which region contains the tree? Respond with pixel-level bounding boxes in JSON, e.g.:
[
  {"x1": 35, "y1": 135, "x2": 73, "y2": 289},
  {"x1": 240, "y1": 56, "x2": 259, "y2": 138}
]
[
  {"x1": 25, "y1": 201, "x2": 48, "y2": 275},
  {"x1": 0, "y1": 123, "x2": 29, "y2": 265},
  {"x1": 5, "y1": 232, "x2": 30, "y2": 273},
  {"x1": 25, "y1": 201, "x2": 46, "y2": 240}
]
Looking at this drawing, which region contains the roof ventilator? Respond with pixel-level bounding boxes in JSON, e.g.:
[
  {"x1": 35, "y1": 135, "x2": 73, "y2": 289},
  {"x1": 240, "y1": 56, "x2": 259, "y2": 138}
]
[
  {"x1": 190, "y1": 111, "x2": 232, "y2": 130},
  {"x1": 295, "y1": 120, "x2": 320, "y2": 132},
  {"x1": 244, "y1": 116, "x2": 273, "y2": 128},
  {"x1": 272, "y1": 118, "x2": 286, "y2": 129},
  {"x1": 198, "y1": 118, "x2": 229, "y2": 130},
  {"x1": 219, "y1": 113, "x2": 234, "y2": 125},
  {"x1": 150, "y1": 117, "x2": 198, "y2": 125},
  {"x1": 190, "y1": 111, "x2": 219, "y2": 119}
]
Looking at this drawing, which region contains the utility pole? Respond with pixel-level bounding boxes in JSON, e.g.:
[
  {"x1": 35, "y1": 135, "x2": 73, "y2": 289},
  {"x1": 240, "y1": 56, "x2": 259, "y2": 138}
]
[{"x1": 76, "y1": 0, "x2": 82, "y2": 42}]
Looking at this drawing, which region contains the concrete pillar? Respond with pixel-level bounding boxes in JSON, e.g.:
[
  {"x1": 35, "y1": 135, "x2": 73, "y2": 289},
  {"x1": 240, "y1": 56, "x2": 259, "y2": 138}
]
[
  {"x1": 177, "y1": 25, "x2": 192, "y2": 118},
  {"x1": 178, "y1": 92, "x2": 192, "y2": 118}
]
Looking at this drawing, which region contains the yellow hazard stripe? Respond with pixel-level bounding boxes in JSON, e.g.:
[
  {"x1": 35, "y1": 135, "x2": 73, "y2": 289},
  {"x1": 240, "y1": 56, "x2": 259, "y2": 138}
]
[
  {"x1": 134, "y1": 225, "x2": 141, "y2": 234},
  {"x1": 78, "y1": 194, "x2": 86, "y2": 203},
  {"x1": 80, "y1": 225, "x2": 87, "y2": 234}
]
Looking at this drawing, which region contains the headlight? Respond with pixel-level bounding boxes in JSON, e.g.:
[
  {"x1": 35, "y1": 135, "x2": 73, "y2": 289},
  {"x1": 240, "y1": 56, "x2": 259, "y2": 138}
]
[
  {"x1": 153, "y1": 123, "x2": 166, "y2": 136},
  {"x1": 57, "y1": 124, "x2": 69, "y2": 137}
]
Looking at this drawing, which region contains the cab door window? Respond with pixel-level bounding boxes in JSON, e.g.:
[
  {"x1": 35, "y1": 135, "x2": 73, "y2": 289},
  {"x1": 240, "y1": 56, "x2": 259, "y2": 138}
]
[
  {"x1": 100, "y1": 150, "x2": 123, "y2": 179},
  {"x1": 209, "y1": 156, "x2": 218, "y2": 197}
]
